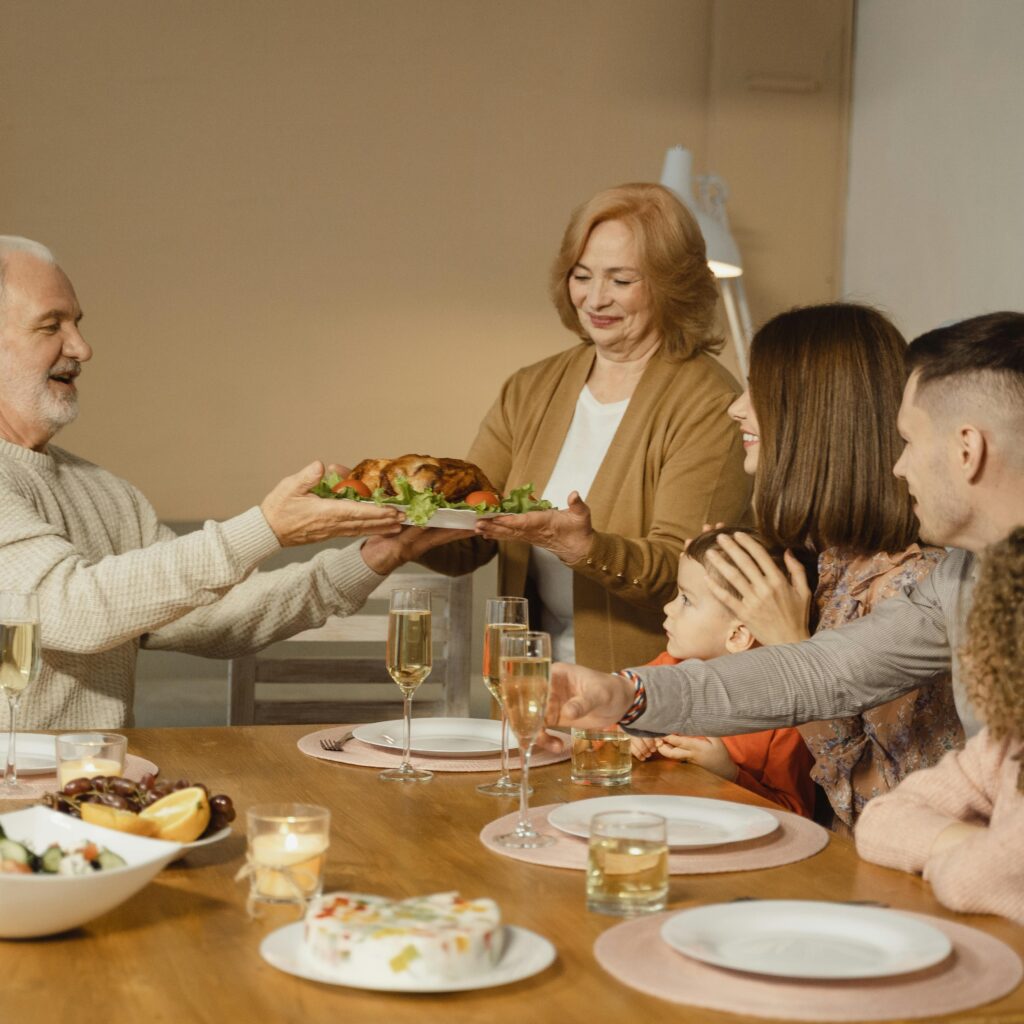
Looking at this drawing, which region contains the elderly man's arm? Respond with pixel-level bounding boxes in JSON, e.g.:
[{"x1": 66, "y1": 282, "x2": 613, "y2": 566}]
[
  {"x1": 144, "y1": 526, "x2": 469, "y2": 657},
  {"x1": 142, "y1": 542, "x2": 381, "y2": 656},
  {"x1": 548, "y1": 550, "x2": 966, "y2": 737},
  {"x1": 0, "y1": 462, "x2": 402, "y2": 656}
]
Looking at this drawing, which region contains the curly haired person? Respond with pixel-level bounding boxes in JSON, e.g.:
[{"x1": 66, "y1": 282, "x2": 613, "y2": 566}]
[{"x1": 855, "y1": 527, "x2": 1024, "y2": 924}]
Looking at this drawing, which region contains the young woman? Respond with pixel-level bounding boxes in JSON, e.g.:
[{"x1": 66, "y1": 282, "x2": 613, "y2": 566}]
[{"x1": 707, "y1": 303, "x2": 964, "y2": 834}]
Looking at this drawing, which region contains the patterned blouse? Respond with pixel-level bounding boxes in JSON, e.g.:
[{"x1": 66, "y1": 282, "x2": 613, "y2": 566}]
[{"x1": 799, "y1": 545, "x2": 965, "y2": 835}]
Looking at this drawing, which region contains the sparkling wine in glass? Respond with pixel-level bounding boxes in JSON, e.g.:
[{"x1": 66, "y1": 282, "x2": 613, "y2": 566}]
[
  {"x1": 380, "y1": 588, "x2": 433, "y2": 783},
  {"x1": 496, "y1": 630, "x2": 555, "y2": 849},
  {"x1": 477, "y1": 597, "x2": 529, "y2": 798},
  {"x1": 1, "y1": 592, "x2": 42, "y2": 795}
]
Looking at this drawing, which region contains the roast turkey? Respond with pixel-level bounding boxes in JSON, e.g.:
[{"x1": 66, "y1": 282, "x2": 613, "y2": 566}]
[{"x1": 349, "y1": 455, "x2": 496, "y2": 502}]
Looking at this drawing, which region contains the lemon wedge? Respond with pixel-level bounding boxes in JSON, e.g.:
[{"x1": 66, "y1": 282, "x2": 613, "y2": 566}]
[
  {"x1": 80, "y1": 802, "x2": 158, "y2": 837},
  {"x1": 139, "y1": 786, "x2": 211, "y2": 842}
]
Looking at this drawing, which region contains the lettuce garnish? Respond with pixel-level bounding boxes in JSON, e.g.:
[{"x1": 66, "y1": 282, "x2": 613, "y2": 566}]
[{"x1": 312, "y1": 473, "x2": 553, "y2": 524}]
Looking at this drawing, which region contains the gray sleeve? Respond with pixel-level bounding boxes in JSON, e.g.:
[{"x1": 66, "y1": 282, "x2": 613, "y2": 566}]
[{"x1": 629, "y1": 549, "x2": 967, "y2": 737}]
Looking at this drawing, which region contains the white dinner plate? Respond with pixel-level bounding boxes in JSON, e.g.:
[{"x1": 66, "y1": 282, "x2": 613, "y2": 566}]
[
  {"x1": 0, "y1": 733, "x2": 56, "y2": 775},
  {"x1": 660, "y1": 900, "x2": 953, "y2": 980},
  {"x1": 547, "y1": 795, "x2": 779, "y2": 849},
  {"x1": 353, "y1": 718, "x2": 503, "y2": 757},
  {"x1": 260, "y1": 923, "x2": 556, "y2": 992}
]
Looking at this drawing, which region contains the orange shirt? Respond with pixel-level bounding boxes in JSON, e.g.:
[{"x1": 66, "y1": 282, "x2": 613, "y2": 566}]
[{"x1": 646, "y1": 652, "x2": 816, "y2": 819}]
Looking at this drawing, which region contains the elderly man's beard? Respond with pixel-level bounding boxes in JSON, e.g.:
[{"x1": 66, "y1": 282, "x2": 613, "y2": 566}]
[{"x1": 7, "y1": 359, "x2": 82, "y2": 437}]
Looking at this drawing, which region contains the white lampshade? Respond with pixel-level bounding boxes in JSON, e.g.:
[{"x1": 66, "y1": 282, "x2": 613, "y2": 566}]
[{"x1": 659, "y1": 146, "x2": 743, "y2": 278}]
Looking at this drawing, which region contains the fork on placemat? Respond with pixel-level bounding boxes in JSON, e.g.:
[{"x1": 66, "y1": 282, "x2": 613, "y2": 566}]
[{"x1": 319, "y1": 730, "x2": 354, "y2": 753}]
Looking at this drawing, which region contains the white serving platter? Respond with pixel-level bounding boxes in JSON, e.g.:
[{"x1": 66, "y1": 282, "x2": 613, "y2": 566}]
[{"x1": 338, "y1": 498, "x2": 505, "y2": 531}]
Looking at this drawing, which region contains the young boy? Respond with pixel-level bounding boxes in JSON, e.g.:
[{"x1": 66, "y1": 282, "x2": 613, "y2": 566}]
[{"x1": 631, "y1": 526, "x2": 816, "y2": 819}]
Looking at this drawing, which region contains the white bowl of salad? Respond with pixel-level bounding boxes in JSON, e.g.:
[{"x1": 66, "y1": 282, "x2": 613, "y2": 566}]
[{"x1": 0, "y1": 804, "x2": 182, "y2": 938}]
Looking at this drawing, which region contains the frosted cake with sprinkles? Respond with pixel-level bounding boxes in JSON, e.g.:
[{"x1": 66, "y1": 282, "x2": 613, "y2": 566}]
[{"x1": 302, "y1": 892, "x2": 504, "y2": 983}]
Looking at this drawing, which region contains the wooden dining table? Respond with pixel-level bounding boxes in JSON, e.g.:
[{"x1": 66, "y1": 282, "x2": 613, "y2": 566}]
[{"x1": 3, "y1": 724, "x2": 1023, "y2": 1023}]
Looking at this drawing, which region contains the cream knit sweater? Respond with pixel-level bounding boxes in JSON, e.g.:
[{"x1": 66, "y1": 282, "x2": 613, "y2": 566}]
[
  {"x1": 0, "y1": 438, "x2": 384, "y2": 729},
  {"x1": 855, "y1": 728, "x2": 1024, "y2": 925}
]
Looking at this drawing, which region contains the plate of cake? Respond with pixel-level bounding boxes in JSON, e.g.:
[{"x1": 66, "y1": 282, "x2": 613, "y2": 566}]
[{"x1": 260, "y1": 890, "x2": 556, "y2": 992}]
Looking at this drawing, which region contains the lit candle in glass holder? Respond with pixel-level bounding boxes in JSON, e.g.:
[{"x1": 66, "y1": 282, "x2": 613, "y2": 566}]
[
  {"x1": 245, "y1": 804, "x2": 330, "y2": 904},
  {"x1": 56, "y1": 732, "x2": 127, "y2": 787}
]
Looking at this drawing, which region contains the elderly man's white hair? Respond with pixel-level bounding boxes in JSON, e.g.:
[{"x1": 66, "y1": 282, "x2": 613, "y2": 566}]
[{"x1": 0, "y1": 236, "x2": 57, "y2": 306}]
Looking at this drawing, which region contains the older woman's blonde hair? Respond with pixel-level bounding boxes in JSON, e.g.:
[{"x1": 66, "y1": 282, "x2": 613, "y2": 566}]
[
  {"x1": 549, "y1": 183, "x2": 722, "y2": 360},
  {"x1": 960, "y1": 527, "x2": 1024, "y2": 792}
]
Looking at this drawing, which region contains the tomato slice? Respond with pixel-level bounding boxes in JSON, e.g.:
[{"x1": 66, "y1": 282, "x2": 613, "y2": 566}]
[{"x1": 332, "y1": 478, "x2": 371, "y2": 498}]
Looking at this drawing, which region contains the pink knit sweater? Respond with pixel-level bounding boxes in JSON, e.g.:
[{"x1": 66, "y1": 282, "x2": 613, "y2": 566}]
[{"x1": 855, "y1": 729, "x2": 1024, "y2": 925}]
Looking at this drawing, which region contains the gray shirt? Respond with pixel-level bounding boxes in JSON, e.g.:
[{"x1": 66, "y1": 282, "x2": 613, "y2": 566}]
[{"x1": 630, "y1": 547, "x2": 981, "y2": 739}]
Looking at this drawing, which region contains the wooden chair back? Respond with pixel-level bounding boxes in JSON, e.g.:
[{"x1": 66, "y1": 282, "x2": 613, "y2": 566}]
[{"x1": 227, "y1": 569, "x2": 472, "y2": 725}]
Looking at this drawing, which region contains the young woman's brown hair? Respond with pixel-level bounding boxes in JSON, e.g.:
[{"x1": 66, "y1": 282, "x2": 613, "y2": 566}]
[
  {"x1": 549, "y1": 182, "x2": 721, "y2": 360},
  {"x1": 749, "y1": 302, "x2": 919, "y2": 555}
]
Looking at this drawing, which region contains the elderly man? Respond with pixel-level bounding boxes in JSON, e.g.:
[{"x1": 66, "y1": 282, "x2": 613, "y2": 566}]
[
  {"x1": 0, "y1": 236, "x2": 442, "y2": 729},
  {"x1": 548, "y1": 311, "x2": 1024, "y2": 740}
]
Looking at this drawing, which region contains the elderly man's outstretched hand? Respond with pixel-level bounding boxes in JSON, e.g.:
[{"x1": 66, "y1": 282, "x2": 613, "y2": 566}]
[
  {"x1": 538, "y1": 663, "x2": 635, "y2": 748},
  {"x1": 261, "y1": 461, "x2": 404, "y2": 547}
]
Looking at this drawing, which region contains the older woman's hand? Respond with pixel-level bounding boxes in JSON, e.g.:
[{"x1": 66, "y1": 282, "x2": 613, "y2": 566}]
[
  {"x1": 474, "y1": 490, "x2": 594, "y2": 564},
  {"x1": 702, "y1": 532, "x2": 813, "y2": 646}
]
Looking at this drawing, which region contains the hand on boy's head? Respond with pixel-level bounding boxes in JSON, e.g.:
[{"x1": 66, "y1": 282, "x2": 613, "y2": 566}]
[
  {"x1": 704, "y1": 532, "x2": 813, "y2": 647},
  {"x1": 630, "y1": 736, "x2": 660, "y2": 761},
  {"x1": 656, "y1": 735, "x2": 739, "y2": 781}
]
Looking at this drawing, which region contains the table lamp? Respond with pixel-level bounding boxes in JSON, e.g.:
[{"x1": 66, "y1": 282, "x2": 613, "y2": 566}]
[{"x1": 659, "y1": 145, "x2": 753, "y2": 379}]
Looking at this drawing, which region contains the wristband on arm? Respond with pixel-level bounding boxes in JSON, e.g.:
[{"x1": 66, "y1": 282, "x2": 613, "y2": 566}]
[{"x1": 615, "y1": 669, "x2": 647, "y2": 727}]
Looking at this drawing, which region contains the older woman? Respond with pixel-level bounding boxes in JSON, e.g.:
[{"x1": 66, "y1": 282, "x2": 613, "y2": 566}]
[
  {"x1": 705, "y1": 303, "x2": 964, "y2": 833},
  {"x1": 420, "y1": 183, "x2": 750, "y2": 670}
]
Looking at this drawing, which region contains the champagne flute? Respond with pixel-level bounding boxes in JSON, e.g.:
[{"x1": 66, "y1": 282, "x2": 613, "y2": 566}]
[
  {"x1": 380, "y1": 588, "x2": 433, "y2": 783},
  {"x1": 1, "y1": 592, "x2": 42, "y2": 795},
  {"x1": 496, "y1": 630, "x2": 555, "y2": 848},
  {"x1": 477, "y1": 597, "x2": 529, "y2": 798}
]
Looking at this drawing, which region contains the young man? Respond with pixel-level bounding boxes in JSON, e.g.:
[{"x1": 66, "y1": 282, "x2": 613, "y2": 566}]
[
  {"x1": 547, "y1": 312, "x2": 1024, "y2": 742},
  {"x1": 0, "y1": 236, "x2": 450, "y2": 729}
]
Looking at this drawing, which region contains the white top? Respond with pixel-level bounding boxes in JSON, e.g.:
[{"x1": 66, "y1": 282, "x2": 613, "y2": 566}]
[{"x1": 530, "y1": 385, "x2": 630, "y2": 661}]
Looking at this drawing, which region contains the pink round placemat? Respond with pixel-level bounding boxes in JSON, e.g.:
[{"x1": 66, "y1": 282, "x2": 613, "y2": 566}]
[
  {"x1": 0, "y1": 753, "x2": 160, "y2": 802},
  {"x1": 298, "y1": 727, "x2": 570, "y2": 773},
  {"x1": 594, "y1": 907, "x2": 1023, "y2": 1021},
  {"x1": 480, "y1": 803, "x2": 828, "y2": 874}
]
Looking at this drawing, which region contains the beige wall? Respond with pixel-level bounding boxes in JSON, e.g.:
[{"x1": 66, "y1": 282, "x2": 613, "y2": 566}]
[
  {"x1": 1, "y1": 0, "x2": 851, "y2": 520},
  {"x1": 843, "y1": 0, "x2": 1024, "y2": 340}
]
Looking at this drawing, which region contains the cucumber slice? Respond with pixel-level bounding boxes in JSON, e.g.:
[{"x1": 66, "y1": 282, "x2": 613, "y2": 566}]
[
  {"x1": 95, "y1": 847, "x2": 127, "y2": 871},
  {"x1": 39, "y1": 843, "x2": 64, "y2": 873},
  {"x1": 0, "y1": 836, "x2": 35, "y2": 868}
]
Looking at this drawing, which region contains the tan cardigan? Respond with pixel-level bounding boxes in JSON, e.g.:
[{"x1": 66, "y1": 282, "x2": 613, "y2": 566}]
[{"x1": 420, "y1": 343, "x2": 751, "y2": 671}]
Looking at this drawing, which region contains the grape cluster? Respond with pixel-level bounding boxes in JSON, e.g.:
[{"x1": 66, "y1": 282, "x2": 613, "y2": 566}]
[{"x1": 41, "y1": 774, "x2": 236, "y2": 838}]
